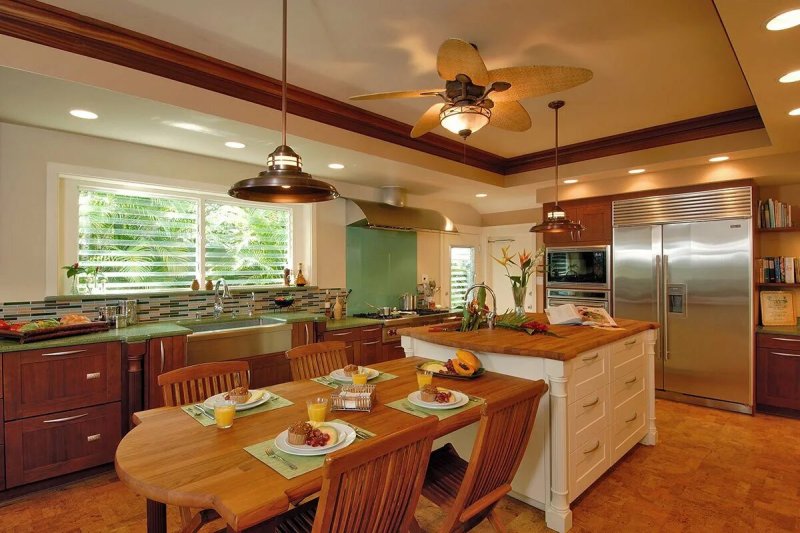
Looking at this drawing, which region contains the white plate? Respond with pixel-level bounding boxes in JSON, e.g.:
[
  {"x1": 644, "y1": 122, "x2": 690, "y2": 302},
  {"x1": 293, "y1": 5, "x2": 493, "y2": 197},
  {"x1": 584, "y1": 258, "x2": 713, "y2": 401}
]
[
  {"x1": 283, "y1": 424, "x2": 347, "y2": 451},
  {"x1": 274, "y1": 422, "x2": 356, "y2": 456},
  {"x1": 329, "y1": 367, "x2": 379, "y2": 383},
  {"x1": 407, "y1": 390, "x2": 468, "y2": 410},
  {"x1": 203, "y1": 389, "x2": 270, "y2": 412}
]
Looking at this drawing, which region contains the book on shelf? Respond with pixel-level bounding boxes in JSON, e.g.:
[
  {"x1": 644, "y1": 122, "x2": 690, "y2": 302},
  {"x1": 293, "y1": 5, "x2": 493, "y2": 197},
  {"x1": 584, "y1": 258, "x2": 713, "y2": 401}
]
[
  {"x1": 756, "y1": 257, "x2": 800, "y2": 283},
  {"x1": 757, "y1": 198, "x2": 794, "y2": 229}
]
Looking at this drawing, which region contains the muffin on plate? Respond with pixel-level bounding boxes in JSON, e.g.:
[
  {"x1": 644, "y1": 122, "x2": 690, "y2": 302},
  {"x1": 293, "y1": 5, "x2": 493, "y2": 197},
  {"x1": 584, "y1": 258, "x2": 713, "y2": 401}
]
[
  {"x1": 287, "y1": 421, "x2": 312, "y2": 445},
  {"x1": 225, "y1": 386, "x2": 251, "y2": 404},
  {"x1": 342, "y1": 364, "x2": 359, "y2": 376}
]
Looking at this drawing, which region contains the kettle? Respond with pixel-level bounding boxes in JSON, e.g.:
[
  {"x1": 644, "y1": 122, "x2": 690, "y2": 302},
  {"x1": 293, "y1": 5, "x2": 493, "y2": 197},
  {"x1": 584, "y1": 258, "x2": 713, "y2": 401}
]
[{"x1": 400, "y1": 292, "x2": 417, "y2": 311}]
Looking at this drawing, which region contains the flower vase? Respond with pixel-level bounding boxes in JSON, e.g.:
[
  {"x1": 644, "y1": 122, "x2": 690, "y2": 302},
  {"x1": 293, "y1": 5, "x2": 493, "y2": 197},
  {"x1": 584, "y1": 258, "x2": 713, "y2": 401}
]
[
  {"x1": 512, "y1": 284, "x2": 527, "y2": 316},
  {"x1": 70, "y1": 276, "x2": 79, "y2": 295}
]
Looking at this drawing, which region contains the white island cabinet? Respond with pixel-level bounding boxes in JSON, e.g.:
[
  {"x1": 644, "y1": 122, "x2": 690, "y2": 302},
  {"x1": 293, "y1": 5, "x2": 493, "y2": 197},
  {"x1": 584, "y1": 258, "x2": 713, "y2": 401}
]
[{"x1": 400, "y1": 317, "x2": 658, "y2": 532}]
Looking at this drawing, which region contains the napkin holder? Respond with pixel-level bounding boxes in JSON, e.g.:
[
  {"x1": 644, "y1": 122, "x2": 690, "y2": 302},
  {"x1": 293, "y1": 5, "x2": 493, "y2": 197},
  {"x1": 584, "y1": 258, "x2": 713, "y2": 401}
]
[{"x1": 331, "y1": 384, "x2": 376, "y2": 412}]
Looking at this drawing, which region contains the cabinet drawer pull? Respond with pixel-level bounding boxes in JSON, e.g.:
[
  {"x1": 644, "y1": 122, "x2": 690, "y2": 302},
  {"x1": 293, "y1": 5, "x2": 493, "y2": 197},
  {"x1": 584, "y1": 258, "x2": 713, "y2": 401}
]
[
  {"x1": 86, "y1": 372, "x2": 101, "y2": 380},
  {"x1": 42, "y1": 349, "x2": 87, "y2": 357},
  {"x1": 160, "y1": 340, "x2": 165, "y2": 373},
  {"x1": 583, "y1": 440, "x2": 601, "y2": 454},
  {"x1": 331, "y1": 332, "x2": 351, "y2": 336},
  {"x1": 624, "y1": 376, "x2": 638, "y2": 385},
  {"x1": 581, "y1": 353, "x2": 600, "y2": 363},
  {"x1": 771, "y1": 337, "x2": 800, "y2": 342},
  {"x1": 625, "y1": 412, "x2": 638, "y2": 423},
  {"x1": 361, "y1": 340, "x2": 380, "y2": 346},
  {"x1": 624, "y1": 339, "x2": 637, "y2": 346},
  {"x1": 362, "y1": 327, "x2": 381, "y2": 332},
  {"x1": 771, "y1": 352, "x2": 800, "y2": 358},
  {"x1": 43, "y1": 413, "x2": 88, "y2": 424},
  {"x1": 87, "y1": 434, "x2": 102, "y2": 442},
  {"x1": 582, "y1": 396, "x2": 600, "y2": 408}
]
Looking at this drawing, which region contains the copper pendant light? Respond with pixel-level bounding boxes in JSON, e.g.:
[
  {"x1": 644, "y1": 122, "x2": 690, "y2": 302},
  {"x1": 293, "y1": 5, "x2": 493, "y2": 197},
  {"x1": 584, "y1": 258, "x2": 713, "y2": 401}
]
[
  {"x1": 229, "y1": 0, "x2": 339, "y2": 203},
  {"x1": 530, "y1": 100, "x2": 584, "y2": 234}
]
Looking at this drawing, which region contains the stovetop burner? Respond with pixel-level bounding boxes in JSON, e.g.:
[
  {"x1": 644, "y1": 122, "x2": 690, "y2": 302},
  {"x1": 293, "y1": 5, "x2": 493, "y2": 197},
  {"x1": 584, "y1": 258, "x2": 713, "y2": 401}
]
[{"x1": 415, "y1": 308, "x2": 451, "y2": 316}]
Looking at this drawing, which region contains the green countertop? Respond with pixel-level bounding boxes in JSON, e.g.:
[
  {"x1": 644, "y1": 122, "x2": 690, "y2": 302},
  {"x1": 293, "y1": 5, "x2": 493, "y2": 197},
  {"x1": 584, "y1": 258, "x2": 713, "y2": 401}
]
[
  {"x1": 757, "y1": 321, "x2": 800, "y2": 336},
  {"x1": 324, "y1": 317, "x2": 384, "y2": 331},
  {"x1": 0, "y1": 322, "x2": 192, "y2": 353}
]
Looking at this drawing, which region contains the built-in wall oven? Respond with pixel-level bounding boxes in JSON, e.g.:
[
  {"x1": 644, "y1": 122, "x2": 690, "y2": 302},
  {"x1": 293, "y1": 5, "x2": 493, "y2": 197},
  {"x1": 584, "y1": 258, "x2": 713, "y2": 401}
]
[
  {"x1": 546, "y1": 288, "x2": 611, "y2": 311},
  {"x1": 546, "y1": 245, "x2": 611, "y2": 289}
]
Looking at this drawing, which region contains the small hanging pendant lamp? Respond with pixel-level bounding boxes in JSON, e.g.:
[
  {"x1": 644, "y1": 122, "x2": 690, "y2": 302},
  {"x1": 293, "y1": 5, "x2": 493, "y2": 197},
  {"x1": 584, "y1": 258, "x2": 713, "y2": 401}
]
[
  {"x1": 530, "y1": 100, "x2": 584, "y2": 234},
  {"x1": 228, "y1": 0, "x2": 339, "y2": 203}
]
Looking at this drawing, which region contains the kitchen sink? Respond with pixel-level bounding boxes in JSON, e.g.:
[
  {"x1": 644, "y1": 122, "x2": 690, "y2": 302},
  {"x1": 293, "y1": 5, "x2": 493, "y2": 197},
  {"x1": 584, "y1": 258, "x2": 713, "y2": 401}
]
[{"x1": 180, "y1": 316, "x2": 292, "y2": 365}]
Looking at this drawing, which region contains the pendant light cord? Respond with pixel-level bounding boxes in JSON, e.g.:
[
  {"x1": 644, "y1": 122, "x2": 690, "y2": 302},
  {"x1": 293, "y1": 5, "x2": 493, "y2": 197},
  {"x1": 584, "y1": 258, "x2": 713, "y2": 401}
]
[
  {"x1": 553, "y1": 104, "x2": 559, "y2": 205},
  {"x1": 281, "y1": 0, "x2": 288, "y2": 147}
]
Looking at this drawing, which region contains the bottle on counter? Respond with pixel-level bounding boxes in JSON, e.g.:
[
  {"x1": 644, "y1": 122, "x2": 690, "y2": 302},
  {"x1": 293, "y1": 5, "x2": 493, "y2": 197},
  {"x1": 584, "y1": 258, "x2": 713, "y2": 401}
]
[
  {"x1": 205, "y1": 279, "x2": 213, "y2": 290},
  {"x1": 333, "y1": 296, "x2": 343, "y2": 320},
  {"x1": 191, "y1": 279, "x2": 200, "y2": 291},
  {"x1": 295, "y1": 263, "x2": 307, "y2": 287},
  {"x1": 283, "y1": 268, "x2": 291, "y2": 286}
]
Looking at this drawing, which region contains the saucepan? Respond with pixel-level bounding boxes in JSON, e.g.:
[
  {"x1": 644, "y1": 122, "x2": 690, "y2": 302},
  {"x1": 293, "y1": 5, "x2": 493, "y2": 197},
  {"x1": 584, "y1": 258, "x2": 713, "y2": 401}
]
[{"x1": 400, "y1": 292, "x2": 417, "y2": 311}]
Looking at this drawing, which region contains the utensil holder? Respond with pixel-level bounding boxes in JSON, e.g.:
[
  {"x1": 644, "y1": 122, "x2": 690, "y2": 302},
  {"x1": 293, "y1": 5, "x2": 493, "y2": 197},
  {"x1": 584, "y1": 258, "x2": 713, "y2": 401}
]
[{"x1": 330, "y1": 384, "x2": 376, "y2": 412}]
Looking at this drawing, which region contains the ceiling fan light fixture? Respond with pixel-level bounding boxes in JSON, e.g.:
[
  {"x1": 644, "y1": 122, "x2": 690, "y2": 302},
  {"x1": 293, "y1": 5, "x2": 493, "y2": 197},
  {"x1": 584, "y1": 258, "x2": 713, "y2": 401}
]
[{"x1": 440, "y1": 104, "x2": 491, "y2": 138}]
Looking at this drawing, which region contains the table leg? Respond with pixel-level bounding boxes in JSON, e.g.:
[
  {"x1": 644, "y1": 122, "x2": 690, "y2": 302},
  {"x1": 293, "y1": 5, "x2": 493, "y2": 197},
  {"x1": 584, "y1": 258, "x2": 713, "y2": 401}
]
[{"x1": 146, "y1": 499, "x2": 167, "y2": 533}]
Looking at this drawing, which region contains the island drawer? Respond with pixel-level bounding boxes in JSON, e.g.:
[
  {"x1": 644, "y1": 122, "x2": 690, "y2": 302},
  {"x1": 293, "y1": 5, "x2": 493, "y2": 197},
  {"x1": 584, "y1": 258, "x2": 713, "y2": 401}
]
[
  {"x1": 757, "y1": 334, "x2": 800, "y2": 351},
  {"x1": 612, "y1": 365, "x2": 646, "y2": 408},
  {"x1": 569, "y1": 426, "x2": 609, "y2": 501},
  {"x1": 3, "y1": 342, "x2": 121, "y2": 420},
  {"x1": 611, "y1": 334, "x2": 645, "y2": 363},
  {"x1": 568, "y1": 385, "x2": 609, "y2": 453},
  {"x1": 567, "y1": 346, "x2": 609, "y2": 402},
  {"x1": 4, "y1": 402, "x2": 121, "y2": 488},
  {"x1": 611, "y1": 389, "x2": 647, "y2": 463}
]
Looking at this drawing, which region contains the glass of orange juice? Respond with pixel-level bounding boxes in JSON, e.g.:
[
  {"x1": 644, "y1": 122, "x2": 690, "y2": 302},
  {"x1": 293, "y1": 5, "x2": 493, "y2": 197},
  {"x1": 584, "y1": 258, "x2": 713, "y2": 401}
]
[
  {"x1": 307, "y1": 397, "x2": 329, "y2": 423},
  {"x1": 213, "y1": 400, "x2": 236, "y2": 429},
  {"x1": 352, "y1": 368, "x2": 368, "y2": 385},
  {"x1": 416, "y1": 369, "x2": 433, "y2": 389}
]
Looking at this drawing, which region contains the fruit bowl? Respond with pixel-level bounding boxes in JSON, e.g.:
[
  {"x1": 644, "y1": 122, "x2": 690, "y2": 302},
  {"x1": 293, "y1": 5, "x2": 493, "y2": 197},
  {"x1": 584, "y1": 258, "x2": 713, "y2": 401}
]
[{"x1": 273, "y1": 297, "x2": 294, "y2": 308}]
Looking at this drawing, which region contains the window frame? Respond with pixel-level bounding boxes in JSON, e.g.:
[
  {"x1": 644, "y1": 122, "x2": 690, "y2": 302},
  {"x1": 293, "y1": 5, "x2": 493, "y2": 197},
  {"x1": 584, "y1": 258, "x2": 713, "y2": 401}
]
[{"x1": 449, "y1": 245, "x2": 476, "y2": 309}]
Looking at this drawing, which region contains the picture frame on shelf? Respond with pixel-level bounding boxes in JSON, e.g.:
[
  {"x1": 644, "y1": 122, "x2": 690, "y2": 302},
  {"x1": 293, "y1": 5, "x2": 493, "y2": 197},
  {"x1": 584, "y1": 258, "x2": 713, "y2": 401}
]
[{"x1": 760, "y1": 291, "x2": 796, "y2": 326}]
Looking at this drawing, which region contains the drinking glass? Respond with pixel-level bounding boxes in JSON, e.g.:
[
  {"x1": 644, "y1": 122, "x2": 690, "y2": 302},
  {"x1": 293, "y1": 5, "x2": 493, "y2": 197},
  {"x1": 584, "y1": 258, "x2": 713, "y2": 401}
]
[
  {"x1": 214, "y1": 400, "x2": 236, "y2": 429},
  {"x1": 352, "y1": 368, "x2": 368, "y2": 385},
  {"x1": 416, "y1": 369, "x2": 433, "y2": 389},
  {"x1": 307, "y1": 397, "x2": 329, "y2": 423}
]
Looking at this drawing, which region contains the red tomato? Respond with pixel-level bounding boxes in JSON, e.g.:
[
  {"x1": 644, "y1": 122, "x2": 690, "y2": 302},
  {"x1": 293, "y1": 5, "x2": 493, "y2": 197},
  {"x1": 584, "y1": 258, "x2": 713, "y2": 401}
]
[
  {"x1": 0, "y1": 320, "x2": 9, "y2": 330},
  {"x1": 8, "y1": 322, "x2": 26, "y2": 331}
]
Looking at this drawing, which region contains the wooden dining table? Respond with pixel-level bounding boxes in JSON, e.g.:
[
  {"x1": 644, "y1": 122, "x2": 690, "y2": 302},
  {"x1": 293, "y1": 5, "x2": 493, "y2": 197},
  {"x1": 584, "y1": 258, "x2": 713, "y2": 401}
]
[{"x1": 115, "y1": 356, "x2": 536, "y2": 532}]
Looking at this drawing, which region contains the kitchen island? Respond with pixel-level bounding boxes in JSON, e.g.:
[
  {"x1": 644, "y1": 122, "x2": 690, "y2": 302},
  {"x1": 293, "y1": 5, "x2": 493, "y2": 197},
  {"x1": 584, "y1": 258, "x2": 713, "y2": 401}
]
[{"x1": 400, "y1": 315, "x2": 658, "y2": 533}]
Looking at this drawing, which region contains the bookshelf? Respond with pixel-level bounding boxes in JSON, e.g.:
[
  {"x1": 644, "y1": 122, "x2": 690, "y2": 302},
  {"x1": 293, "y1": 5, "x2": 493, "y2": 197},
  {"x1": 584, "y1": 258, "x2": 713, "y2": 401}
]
[
  {"x1": 758, "y1": 283, "x2": 800, "y2": 288},
  {"x1": 758, "y1": 227, "x2": 800, "y2": 233}
]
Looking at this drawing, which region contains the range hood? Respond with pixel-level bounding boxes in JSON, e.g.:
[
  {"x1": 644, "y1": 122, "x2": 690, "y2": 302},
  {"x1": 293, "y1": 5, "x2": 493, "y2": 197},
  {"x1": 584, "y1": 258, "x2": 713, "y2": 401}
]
[{"x1": 348, "y1": 187, "x2": 458, "y2": 233}]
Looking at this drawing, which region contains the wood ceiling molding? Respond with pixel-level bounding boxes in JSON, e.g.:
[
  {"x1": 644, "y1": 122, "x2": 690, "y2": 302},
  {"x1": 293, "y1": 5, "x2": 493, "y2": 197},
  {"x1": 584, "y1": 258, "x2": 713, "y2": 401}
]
[{"x1": 0, "y1": 0, "x2": 766, "y2": 179}]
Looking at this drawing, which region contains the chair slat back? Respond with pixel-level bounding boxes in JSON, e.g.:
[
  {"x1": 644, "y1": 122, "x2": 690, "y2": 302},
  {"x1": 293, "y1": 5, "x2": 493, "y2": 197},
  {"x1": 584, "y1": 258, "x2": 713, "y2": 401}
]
[
  {"x1": 286, "y1": 341, "x2": 349, "y2": 381},
  {"x1": 157, "y1": 361, "x2": 250, "y2": 407},
  {"x1": 312, "y1": 417, "x2": 437, "y2": 533},
  {"x1": 451, "y1": 381, "x2": 548, "y2": 526}
]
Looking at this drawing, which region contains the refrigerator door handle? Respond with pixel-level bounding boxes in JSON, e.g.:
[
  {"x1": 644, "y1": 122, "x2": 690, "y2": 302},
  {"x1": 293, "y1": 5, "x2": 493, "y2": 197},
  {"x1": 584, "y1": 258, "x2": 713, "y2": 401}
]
[
  {"x1": 663, "y1": 254, "x2": 669, "y2": 360},
  {"x1": 655, "y1": 254, "x2": 662, "y2": 359}
]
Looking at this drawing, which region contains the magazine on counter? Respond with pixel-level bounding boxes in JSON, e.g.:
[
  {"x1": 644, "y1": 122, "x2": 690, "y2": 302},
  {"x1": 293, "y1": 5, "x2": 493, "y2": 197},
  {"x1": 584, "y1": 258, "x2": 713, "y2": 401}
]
[{"x1": 545, "y1": 304, "x2": 618, "y2": 328}]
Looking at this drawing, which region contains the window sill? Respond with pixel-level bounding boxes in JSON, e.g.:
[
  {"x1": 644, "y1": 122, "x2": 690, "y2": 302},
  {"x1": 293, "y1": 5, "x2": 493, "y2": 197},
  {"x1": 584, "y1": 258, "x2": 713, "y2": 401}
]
[{"x1": 45, "y1": 285, "x2": 319, "y2": 301}]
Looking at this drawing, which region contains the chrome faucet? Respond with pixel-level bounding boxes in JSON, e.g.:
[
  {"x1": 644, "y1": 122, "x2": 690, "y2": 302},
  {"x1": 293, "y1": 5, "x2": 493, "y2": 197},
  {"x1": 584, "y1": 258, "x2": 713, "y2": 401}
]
[
  {"x1": 213, "y1": 278, "x2": 231, "y2": 318},
  {"x1": 463, "y1": 283, "x2": 498, "y2": 330}
]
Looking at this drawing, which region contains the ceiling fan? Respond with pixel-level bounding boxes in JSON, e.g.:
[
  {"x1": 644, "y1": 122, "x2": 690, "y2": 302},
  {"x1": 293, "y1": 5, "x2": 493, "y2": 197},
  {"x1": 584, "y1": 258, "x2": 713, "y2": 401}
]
[{"x1": 350, "y1": 38, "x2": 592, "y2": 140}]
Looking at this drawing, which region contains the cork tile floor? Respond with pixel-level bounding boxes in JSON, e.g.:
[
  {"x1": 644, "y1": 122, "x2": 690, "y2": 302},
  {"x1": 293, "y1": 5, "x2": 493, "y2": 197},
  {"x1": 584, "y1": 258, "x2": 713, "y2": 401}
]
[{"x1": 0, "y1": 399, "x2": 798, "y2": 532}]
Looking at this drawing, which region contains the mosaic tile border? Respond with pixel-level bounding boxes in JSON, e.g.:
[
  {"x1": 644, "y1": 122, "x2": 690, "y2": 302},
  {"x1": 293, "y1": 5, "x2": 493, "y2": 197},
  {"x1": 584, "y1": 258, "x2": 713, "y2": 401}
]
[{"x1": 0, "y1": 287, "x2": 347, "y2": 323}]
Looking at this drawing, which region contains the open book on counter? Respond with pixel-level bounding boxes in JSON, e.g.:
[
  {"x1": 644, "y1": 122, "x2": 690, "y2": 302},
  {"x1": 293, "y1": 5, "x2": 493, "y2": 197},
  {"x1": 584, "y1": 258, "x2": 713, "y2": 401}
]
[{"x1": 545, "y1": 304, "x2": 618, "y2": 328}]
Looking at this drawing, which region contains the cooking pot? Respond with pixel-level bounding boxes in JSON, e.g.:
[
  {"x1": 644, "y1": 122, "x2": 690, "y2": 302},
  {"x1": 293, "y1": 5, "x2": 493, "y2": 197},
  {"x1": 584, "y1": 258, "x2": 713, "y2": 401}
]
[{"x1": 400, "y1": 292, "x2": 417, "y2": 311}]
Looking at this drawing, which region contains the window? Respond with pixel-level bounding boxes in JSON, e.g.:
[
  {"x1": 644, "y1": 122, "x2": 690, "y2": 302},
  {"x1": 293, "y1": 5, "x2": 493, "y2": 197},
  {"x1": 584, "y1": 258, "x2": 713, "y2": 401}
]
[
  {"x1": 450, "y1": 246, "x2": 475, "y2": 309},
  {"x1": 76, "y1": 187, "x2": 292, "y2": 292}
]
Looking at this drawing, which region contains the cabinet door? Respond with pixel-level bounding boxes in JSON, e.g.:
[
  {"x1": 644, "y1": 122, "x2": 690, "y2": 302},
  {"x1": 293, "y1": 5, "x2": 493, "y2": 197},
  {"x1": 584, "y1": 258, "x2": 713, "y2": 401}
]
[
  {"x1": 757, "y1": 347, "x2": 800, "y2": 411},
  {"x1": 5, "y1": 402, "x2": 120, "y2": 488},
  {"x1": 360, "y1": 339, "x2": 382, "y2": 365},
  {"x1": 322, "y1": 329, "x2": 358, "y2": 365},
  {"x1": 575, "y1": 203, "x2": 611, "y2": 244},
  {"x1": 291, "y1": 322, "x2": 316, "y2": 347},
  {"x1": 243, "y1": 352, "x2": 292, "y2": 388},
  {"x1": 543, "y1": 205, "x2": 580, "y2": 246},
  {"x1": 3, "y1": 342, "x2": 121, "y2": 420},
  {"x1": 382, "y1": 341, "x2": 406, "y2": 361},
  {"x1": 145, "y1": 336, "x2": 187, "y2": 409}
]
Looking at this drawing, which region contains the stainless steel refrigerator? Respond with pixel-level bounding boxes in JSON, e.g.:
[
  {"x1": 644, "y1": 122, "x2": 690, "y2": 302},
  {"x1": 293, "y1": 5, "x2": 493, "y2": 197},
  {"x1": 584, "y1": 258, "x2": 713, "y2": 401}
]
[{"x1": 613, "y1": 188, "x2": 753, "y2": 413}]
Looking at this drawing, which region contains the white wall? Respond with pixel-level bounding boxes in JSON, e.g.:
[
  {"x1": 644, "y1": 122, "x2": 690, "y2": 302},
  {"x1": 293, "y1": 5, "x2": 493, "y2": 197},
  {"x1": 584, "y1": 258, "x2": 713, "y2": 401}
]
[{"x1": 481, "y1": 223, "x2": 545, "y2": 313}]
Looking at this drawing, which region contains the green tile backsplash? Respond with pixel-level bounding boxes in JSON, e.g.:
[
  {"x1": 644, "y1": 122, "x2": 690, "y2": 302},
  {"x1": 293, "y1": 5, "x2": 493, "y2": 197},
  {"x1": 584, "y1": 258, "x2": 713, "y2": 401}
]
[{"x1": 346, "y1": 227, "x2": 416, "y2": 314}]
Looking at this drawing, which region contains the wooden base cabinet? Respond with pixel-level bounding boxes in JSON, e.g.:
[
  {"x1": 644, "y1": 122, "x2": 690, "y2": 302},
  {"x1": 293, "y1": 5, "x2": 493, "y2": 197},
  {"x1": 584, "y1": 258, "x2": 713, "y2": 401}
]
[
  {"x1": 322, "y1": 325, "x2": 383, "y2": 366},
  {"x1": 382, "y1": 341, "x2": 406, "y2": 361},
  {"x1": 291, "y1": 321, "x2": 317, "y2": 347},
  {"x1": 757, "y1": 334, "x2": 800, "y2": 414},
  {"x1": 242, "y1": 352, "x2": 292, "y2": 388},
  {"x1": 144, "y1": 336, "x2": 187, "y2": 409}
]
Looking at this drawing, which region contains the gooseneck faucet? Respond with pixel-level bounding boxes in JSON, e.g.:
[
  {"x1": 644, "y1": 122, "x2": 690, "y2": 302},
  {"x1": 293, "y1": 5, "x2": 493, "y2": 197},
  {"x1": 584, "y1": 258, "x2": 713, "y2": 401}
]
[
  {"x1": 213, "y1": 278, "x2": 232, "y2": 318},
  {"x1": 463, "y1": 283, "x2": 498, "y2": 330}
]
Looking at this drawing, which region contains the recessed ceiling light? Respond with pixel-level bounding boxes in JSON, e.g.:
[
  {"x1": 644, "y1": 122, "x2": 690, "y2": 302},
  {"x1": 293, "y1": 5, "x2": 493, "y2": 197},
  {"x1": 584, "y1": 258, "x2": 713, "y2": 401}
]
[
  {"x1": 709, "y1": 156, "x2": 730, "y2": 163},
  {"x1": 779, "y1": 70, "x2": 800, "y2": 84},
  {"x1": 563, "y1": 179, "x2": 579, "y2": 184},
  {"x1": 766, "y1": 9, "x2": 800, "y2": 31},
  {"x1": 327, "y1": 163, "x2": 345, "y2": 170},
  {"x1": 69, "y1": 109, "x2": 98, "y2": 120},
  {"x1": 224, "y1": 141, "x2": 246, "y2": 149},
  {"x1": 790, "y1": 108, "x2": 800, "y2": 116},
  {"x1": 475, "y1": 193, "x2": 488, "y2": 198},
  {"x1": 628, "y1": 168, "x2": 646, "y2": 174}
]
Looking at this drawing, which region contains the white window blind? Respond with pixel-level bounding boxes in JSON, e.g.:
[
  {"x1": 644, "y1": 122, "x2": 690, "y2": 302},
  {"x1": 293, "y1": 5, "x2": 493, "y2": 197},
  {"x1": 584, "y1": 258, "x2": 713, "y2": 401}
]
[
  {"x1": 450, "y1": 246, "x2": 475, "y2": 309},
  {"x1": 204, "y1": 201, "x2": 291, "y2": 286}
]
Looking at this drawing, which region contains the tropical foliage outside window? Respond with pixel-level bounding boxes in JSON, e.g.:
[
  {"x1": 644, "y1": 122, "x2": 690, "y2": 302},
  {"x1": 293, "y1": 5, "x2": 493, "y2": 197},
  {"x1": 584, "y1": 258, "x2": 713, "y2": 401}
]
[
  {"x1": 77, "y1": 188, "x2": 291, "y2": 292},
  {"x1": 450, "y1": 246, "x2": 476, "y2": 309}
]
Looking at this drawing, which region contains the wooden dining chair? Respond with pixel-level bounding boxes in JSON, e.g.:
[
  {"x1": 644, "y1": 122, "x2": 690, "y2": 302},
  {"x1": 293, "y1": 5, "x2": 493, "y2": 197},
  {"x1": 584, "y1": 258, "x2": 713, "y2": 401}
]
[
  {"x1": 266, "y1": 416, "x2": 438, "y2": 533},
  {"x1": 157, "y1": 361, "x2": 250, "y2": 533},
  {"x1": 419, "y1": 380, "x2": 549, "y2": 533},
  {"x1": 285, "y1": 341, "x2": 348, "y2": 380},
  {"x1": 157, "y1": 360, "x2": 250, "y2": 407}
]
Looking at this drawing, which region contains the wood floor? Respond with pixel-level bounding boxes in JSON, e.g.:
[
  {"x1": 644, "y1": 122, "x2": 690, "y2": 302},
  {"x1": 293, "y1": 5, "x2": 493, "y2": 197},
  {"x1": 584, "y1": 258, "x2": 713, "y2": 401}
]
[{"x1": 1, "y1": 399, "x2": 798, "y2": 532}]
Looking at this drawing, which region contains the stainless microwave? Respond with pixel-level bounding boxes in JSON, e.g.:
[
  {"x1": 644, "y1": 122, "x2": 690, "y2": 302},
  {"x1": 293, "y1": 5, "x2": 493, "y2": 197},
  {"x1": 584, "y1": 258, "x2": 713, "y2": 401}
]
[{"x1": 546, "y1": 245, "x2": 611, "y2": 290}]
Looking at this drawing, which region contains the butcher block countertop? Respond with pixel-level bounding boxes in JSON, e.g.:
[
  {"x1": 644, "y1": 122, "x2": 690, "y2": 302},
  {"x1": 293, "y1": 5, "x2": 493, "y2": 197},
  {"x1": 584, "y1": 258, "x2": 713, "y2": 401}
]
[{"x1": 399, "y1": 313, "x2": 658, "y2": 361}]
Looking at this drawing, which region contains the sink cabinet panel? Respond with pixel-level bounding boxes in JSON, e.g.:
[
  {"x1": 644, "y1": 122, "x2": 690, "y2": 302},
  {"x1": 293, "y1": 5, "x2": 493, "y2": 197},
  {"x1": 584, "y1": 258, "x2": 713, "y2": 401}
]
[{"x1": 144, "y1": 335, "x2": 187, "y2": 410}]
